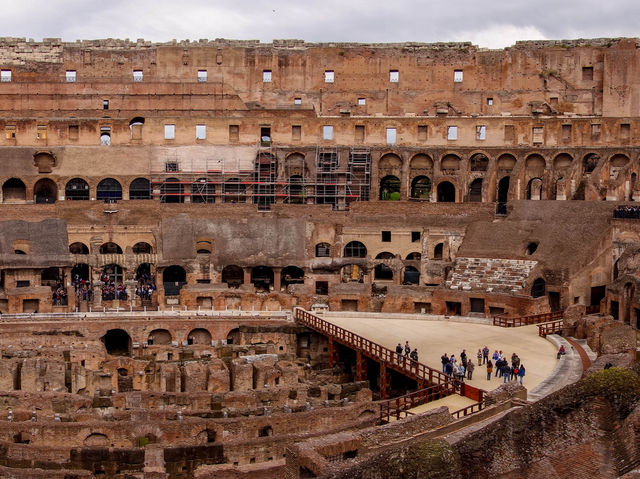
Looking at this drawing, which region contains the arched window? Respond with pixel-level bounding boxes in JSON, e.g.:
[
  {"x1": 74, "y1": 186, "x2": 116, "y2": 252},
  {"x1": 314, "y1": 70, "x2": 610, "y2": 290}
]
[
  {"x1": 102, "y1": 329, "x2": 131, "y2": 356},
  {"x1": 100, "y1": 242, "x2": 122, "y2": 254},
  {"x1": 583, "y1": 153, "x2": 599, "y2": 174},
  {"x1": 129, "y1": 117, "x2": 145, "y2": 139},
  {"x1": 65, "y1": 178, "x2": 89, "y2": 200},
  {"x1": 411, "y1": 176, "x2": 431, "y2": 200},
  {"x1": 344, "y1": 241, "x2": 367, "y2": 258},
  {"x1": 97, "y1": 178, "x2": 122, "y2": 201},
  {"x1": 315, "y1": 243, "x2": 331, "y2": 257},
  {"x1": 531, "y1": 278, "x2": 546, "y2": 298},
  {"x1": 2, "y1": 178, "x2": 26, "y2": 202},
  {"x1": 281, "y1": 266, "x2": 304, "y2": 288},
  {"x1": 34, "y1": 178, "x2": 57, "y2": 204},
  {"x1": 161, "y1": 178, "x2": 184, "y2": 203},
  {"x1": 527, "y1": 178, "x2": 543, "y2": 200},
  {"x1": 470, "y1": 153, "x2": 489, "y2": 172},
  {"x1": 437, "y1": 181, "x2": 455, "y2": 202},
  {"x1": 148, "y1": 329, "x2": 171, "y2": 345},
  {"x1": 132, "y1": 242, "x2": 152, "y2": 254},
  {"x1": 434, "y1": 243, "x2": 444, "y2": 260},
  {"x1": 379, "y1": 175, "x2": 401, "y2": 200},
  {"x1": 191, "y1": 178, "x2": 215, "y2": 204},
  {"x1": 129, "y1": 178, "x2": 151, "y2": 200},
  {"x1": 69, "y1": 242, "x2": 89, "y2": 254},
  {"x1": 406, "y1": 252, "x2": 421, "y2": 260},
  {"x1": 222, "y1": 265, "x2": 244, "y2": 287}
]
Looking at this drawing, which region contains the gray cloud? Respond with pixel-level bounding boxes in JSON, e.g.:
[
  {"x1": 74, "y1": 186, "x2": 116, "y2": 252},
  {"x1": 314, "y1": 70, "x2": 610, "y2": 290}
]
[{"x1": 0, "y1": 0, "x2": 637, "y2": 48}]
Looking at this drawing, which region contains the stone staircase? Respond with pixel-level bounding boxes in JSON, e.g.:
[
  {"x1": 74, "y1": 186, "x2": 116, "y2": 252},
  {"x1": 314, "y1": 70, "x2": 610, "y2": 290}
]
[{"x1": 445, "y1": 257, "x2": 537, "y2": 293}]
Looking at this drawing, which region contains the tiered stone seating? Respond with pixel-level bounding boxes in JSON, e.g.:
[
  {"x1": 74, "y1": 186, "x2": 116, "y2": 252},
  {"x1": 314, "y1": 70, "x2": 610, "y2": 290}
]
[{"x1": 445, "y1": 257, "x2": 537, "y2": 293}]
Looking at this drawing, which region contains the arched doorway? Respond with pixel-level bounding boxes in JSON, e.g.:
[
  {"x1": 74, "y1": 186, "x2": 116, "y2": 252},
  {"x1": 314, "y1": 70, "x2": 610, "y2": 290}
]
[
  {"x1": 531, "y1": 278, "x2": 546, "y2": 298},
  {"x1": 161, "y1": 178, "x2": 184, "y2": 203},
  {"x1": 251, "y1": 266, "x2": 274, "y2": 292},
  {"x1": 379, "y1": 175, "x2": 401, "y2": 200},
  {"x1": 437, "y1": 181, "x2": 455, "y2": 202},
  {"x1": 222, "y1": 265, "x2": 244, "y2": 288},
  {"x1": 468, "y1": 178, "x2": 483, "y2": 202},
  {"x1": 65, "y1": 178, "x2": 89, "y2": 200},
  {"x1": 97, "y1": 178, "x2": 122, "y2": 201},
  {"x1": 2, "y1": 178, "x2": 26, "y2": 202},
  {"x1": 434, "y1": 243, "x2": 444, "y2": 260},
  {"x1": 497, "y1": 176, "x2": 510, "y2": 203},
  {"x1": 188, "y1": 328, "x2": 212, "y2": 345},
  {"x1": 527, "y1": 178, "x2": 543, "y2": 200},
  {"x1": 148, "y1": 329, "x2": 172, "y2": 345},
  {"x1": 281, "y1": 266, "x2": 305, "y2": 289},
  {"x1": 374, "y1": 263, "x2": 393, "y2": 281},
  {"x1": 129, "y1": 178, "x2": 151, "y2": 200},
  {"x1": 163, "y1": 266, "x2": 186, "y2": 296},
  {"x1": 102, "y1": 329, "x2": 132, "y2": 356},
  {"x1": 410, "y1": 176, "x2": 431, "y2": 200},
  {"x1": 34, "y1": 178, "x2": 57, "y2": 204}
]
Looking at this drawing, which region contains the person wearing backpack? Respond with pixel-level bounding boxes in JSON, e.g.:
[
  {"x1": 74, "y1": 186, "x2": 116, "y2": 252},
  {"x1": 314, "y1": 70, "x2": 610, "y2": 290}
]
[
  {"x1": 486, "y1": 360, "x2": 493, "y2": 381},
  {"x1": 518, "y1": 365, "x2": 526, "y2": 384}
]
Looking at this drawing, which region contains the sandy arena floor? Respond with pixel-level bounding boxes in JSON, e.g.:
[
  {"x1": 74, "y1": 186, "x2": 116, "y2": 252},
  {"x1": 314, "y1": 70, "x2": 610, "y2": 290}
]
[{"x1": 323, "y1": 315, "x2": 559, "y2": 394}]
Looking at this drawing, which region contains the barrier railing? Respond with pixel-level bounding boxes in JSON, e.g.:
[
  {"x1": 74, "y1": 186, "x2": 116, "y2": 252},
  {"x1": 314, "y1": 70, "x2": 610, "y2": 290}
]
[
  {"x1": 451, "y1": 401, "x2": 485, "y2": 419},
  {"x1": 379, "y1": 383, "x2": 455, "y2": 423},
  {"x1": 538, "y1": 319, "x2": 563, "y2": 337},
  {"x1": 493, "y1": 310, "x2": 564, "y2": 328},
  {"x1": 294, "y1": 308, "x2": 485, "y2": 405}
]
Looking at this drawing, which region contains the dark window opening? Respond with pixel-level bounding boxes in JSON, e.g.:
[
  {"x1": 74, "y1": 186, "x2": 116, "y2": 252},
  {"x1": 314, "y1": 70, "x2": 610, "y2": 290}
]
[
  {"x1": 470, "y1": 298, "x2": 485, "y2": 313},
  {"x1": 315, "y1": 242, "x2": 331, "y2": 257},
  {"x1": 531, "y1": 278, "x2": 546, "y2": 298},
  {"x1": 381, "y1": 231, "x2": 391, "y2": 242},
  {"x1": 315, "y1": 281, "x2": 329, "y2": 295},
  {"x1": 433, "y1": 243, "x2": 444, "y2": 260},
  {"x1": 582, "y1": 66, "x2": 594, "y2": 81},
  {"x1": 411, "y1": 231, "x2": 421, "y2": 242},
  {"x1": 526, "y1": 242, "x2": 539, "y2": 255}
]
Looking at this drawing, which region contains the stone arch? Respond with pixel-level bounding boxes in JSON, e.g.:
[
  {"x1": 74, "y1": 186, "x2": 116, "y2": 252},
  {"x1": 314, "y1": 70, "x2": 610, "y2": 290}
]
[
  {"x1": 378, "y1": 153, "x2": 402, "y2": 171},
  {"x1": 525, "y1": 154, "x2": 546, "y2": 178},
  {"x1": 610, "y1": 154, "x2": 630, "y2": 179},
  {"x1": 97, "y1": 178, "x2": 122, "y2": 201},
  {"x1": 344, "y1": 241, "x2": 367, "y2": 258},
  {"x1": 65, "y1": 178, "x2": 89, "y2": 200},
  {"x1": 374, "y1": 263, "x2": 393, "y2": 281},
  {"x1": 497, "y1": 154, "x2": 517, "y2": 173},
  {"x1": 148, "y1": 329, "x2": 172, "y2": 345},
  {"x1": 251, "y1": 266, "x2": 274, "y2": 291},
  {"x1": 469, "y1": 153, "x2": 489, "y2": 172},
  {"x1": 315, "y1": 242, "x2": 331, "y2": 257},
  {"x1": 531, "y1": 278, "x2": 546, "y2": 298},
  {"x1": 434, "y1": 243, "x2": 444, "y2": 260},
  {"x1": 583, "y1": 153, "x2": 600, "y2": 174},
  {"x1": 222, "y1": 265, "x2": 244, "y2": 287},
  {"x1": 553, "y1": 153, "x2": 573, "y2": 172},
  {"x1": 406, "y1": 252, "x2": 421, "y2": 260},
  {"x1": 409, "y1": 153, "x2": 433, "y2": 172},
  {"x1": 102, "y1": 329, "x2": 132, "y2": 356},
  {"x1": 410, "y1": 176, "x2": 431, "y2": 200},
  {"x1": 129, "y1": 178, "x2": 151, "y2": 200},
  {"x1": 468, "y1": 178, "x2": 483, "y2": 202},
  {"x1": 436, "y1": 181, "x2": 456, "y2": 202},
  {"x1": 379, "y1": 175, "x2": 401, "y2": 200},
  {"x1": 284, "y1": 152, "x2": 308, "y2": 177},
  {"x1": 132, "y1": 242, "x2": 153, "y2": 254},
  {"x1": 100, "y1": 242, "x2": 122, "y2": 254},
  {"x1": 34, "y1": 178, "x2": 57, "y2": 204},
  {"x1": 160, "y1": 177, "x2": 184, "y2": 203},
  {"x1": 69, "y1": 242, "x2": 89, "y2": 254},
  {"x1": 2, "y1": 178, "x2": 26, "y2": 202},
  {"x1": 281, "y1": 266, "x2": 304, "y2": 289},
  {"x1": 527, "y1": 178, "x2": 543, "y2": 200},
  {"x1": 441, "y1": 154, "x2": 461, "y2": 173},
  {"x1": 188, "y1": 328, "x2": 212, "y2": 345},
  {"x1": 84, "y1": 433, "x2": 109, "y2": 447}
]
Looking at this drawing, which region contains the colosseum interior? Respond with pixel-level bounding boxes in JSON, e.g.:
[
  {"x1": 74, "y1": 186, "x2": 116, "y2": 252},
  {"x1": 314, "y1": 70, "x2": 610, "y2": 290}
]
[{"x1": 0, "y1": 36, "x2": 639, "y2": 478}]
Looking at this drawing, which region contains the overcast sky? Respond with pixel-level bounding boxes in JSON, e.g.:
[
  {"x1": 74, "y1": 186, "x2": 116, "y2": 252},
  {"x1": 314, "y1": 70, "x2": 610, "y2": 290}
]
[{"x1": 0, "y1": 0, "x2": 637, "y2": 49}]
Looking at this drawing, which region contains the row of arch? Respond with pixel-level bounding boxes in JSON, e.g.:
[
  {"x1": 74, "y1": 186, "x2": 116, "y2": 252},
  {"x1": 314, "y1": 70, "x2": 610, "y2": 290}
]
[
  {"x1": 69, "y1": 241, "x2": 153, "y2": 255},
  {"x1": 329, "y1": 241, "x2": 443, "y2": 260}
]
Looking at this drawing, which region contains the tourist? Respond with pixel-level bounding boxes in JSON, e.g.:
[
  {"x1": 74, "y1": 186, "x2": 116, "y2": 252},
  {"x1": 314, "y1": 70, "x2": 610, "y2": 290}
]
[
  {"x1": 482, "y1": 345, "x2": 490, "y2": 364},
  {"x1": 441, "y1": 353, "x2": 449, "y2": 372},
  {"x1": 410, "y1": 348, "x2": 418, "y2": 361},
  {"x1": 486, "y1": 360, "x2": 493, "y2": 380},
  {"x1": 396, "y1": 343, "x2": 403, "y2": 362},
  {"x1": 503, "y1": 363, "x2": 511, "y2": 383},
  {"x1": 455, "y1": 363, "x2": 465, "y2": 382},
  {"x1": 518, "y1": 365, "x2": 526, "y2": 384},
  {"x1": 460, "y1": 349, "x2": 467, "y2": 367},
  {"x1": 557, "y1": 345, "x2": 566, "y2": 359},
  {"x1": 476, "y1": 348, "x2": 482, "y2": 366},
  {"x1": 445, "y1": 360, "x2": 453, "y2": 377},
  {"x1": 404, "y1": 341, "x2": 410, "y2": 356},
  {"x1": 466, "y1": 359, "x2": 474, "y2": 380},
  {"x1": 492, "y1": 350, "x2": 499, "y2": 363}
]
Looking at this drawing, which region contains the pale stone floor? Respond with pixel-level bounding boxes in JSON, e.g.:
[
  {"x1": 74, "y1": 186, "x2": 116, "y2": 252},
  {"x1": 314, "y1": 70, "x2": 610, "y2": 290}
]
[{"x1": 323, "y1": 314, "x2": 560, "y2": 411}]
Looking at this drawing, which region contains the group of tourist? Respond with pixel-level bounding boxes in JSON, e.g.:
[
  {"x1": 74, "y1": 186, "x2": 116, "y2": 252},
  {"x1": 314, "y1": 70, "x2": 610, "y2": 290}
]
[
  {"x1": 100, "y1": 272, "x2": 128, "y2": 301},
  {"x1": 438, "y1": 346, "x2": 526, "y2": 385},
  {"x1": 482, "y1": 347, "x2": 526, "y2": 384},
  {"x1": 51, "y1": 278, "x2": 68, "y2": 306},
  {"x1": 135, "y1": 273, "x2": 156, "y2": 301},
  {"x1": 613, "y1": 205, "x2": 640, "y2": 219},
  {"x1": 72, "y1": 274, "x2": 93, "y2": 302},
  {"x1": 395, "y1": 341, "x2": 419, "y2": 362}
]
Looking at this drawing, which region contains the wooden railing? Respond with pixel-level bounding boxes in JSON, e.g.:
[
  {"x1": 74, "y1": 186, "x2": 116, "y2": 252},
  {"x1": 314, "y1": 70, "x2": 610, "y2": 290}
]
[
  {"x1": 379, "y1": 383, "x2": 455, "y2": 423},
  {"x1": 493, "y1": 310, "x2": 564, "y2": 328},
  {"x1": 294, "y1": 308, "x2": 485, "y2": 405},
  {"x1": 451, "y1": 401, "x2": 485, "y2": 419},
  {"x1": 538, "y1": 319, "x2": 563, "y2": 337}
]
